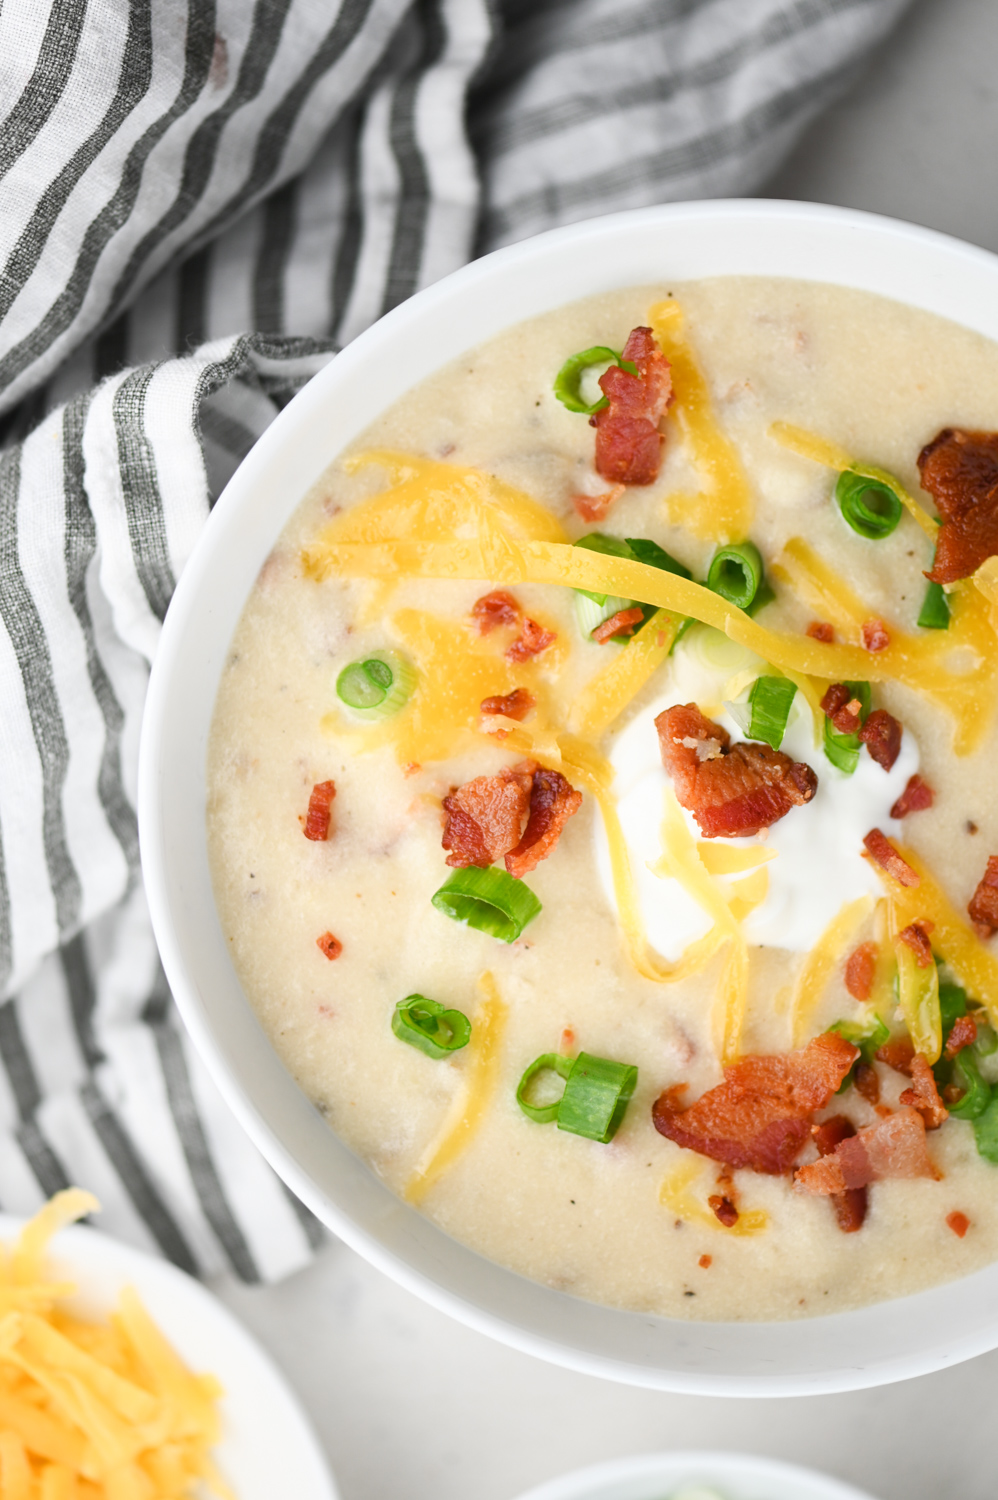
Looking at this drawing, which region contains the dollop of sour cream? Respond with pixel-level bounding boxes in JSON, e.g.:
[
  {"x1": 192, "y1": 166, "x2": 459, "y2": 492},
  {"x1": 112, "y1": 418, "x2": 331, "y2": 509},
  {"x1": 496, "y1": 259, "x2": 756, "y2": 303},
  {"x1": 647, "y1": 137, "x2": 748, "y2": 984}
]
[{"x1": 595, "y1": 627, "x2": 919, "y2": 958}]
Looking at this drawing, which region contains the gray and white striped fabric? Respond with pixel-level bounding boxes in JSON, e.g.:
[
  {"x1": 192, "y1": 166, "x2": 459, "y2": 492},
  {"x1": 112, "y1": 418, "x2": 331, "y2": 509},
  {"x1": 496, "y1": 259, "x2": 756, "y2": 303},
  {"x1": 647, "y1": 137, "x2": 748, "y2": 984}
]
[{"x1": 0, "y1": 0, "x2": 912, "y2": 1280}]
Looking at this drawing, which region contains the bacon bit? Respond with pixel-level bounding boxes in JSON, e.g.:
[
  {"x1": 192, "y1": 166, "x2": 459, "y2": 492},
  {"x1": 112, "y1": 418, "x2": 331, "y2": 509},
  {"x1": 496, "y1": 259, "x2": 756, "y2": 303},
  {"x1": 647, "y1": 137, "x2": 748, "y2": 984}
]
[
  {"x1": 707, "y1": 1195, "x2": 739, "y2": 1227},
  {"x1": 403, "y1": 762, "x2": 422, "y2": 777},
  {"x1": 472, "y1": 590, "x2": 520, "y2": 633},
  {"x1": 591, "y1": 606, "x2": 644, "y2": 643},
  {"x1": 899, "y1": 1054, "x2": 949, "y2": 1129},
  {"x1": 795, "y1": 1108, "x2": 938, "y2": 1193},
  {"x1": 316, "y1": 932, "x2": 342, "y2": 960},
  {"x1": 590, "y1": 327, "x2": 673, "y2": 486},
  {"x1": 559, "y1": 1026, "x2": 576, "y2": 1055},
  {"x1": 876, "y1": 1038, "x2": 915, "y2": 1076},
  {"x1": 442, "y1": 766, "x2": 533, "y2": 869},
  {"x1": 806, "y1": 621, "x2": 834, "y2": 643},
  {"x1": 945, "y1": 1013, "x2": 979, "y2": 1059},
  {"x1": 813, "y1": 1116, "x2": 867, "y2": 1232},
  {"x1": 820, "y1": 683, "x2": 862, "y2": 736},
  {"x1": 854, "y1": 1062, "x2": 881, "y2": 1106},
  {"x1": 858, "y1": 708, "x2": 902, "y2": 772},
  {"x1": 507, "y1": 616, "x2": 556, "y2": 663},
  {"x1": 947, "y1": 1210, "x2": 971, "y2": 1238},
  {"x1": 968, "y1": 855, "x2": 998, "y2": 937},
  {"x1": 918, "y1": 428, "x2": 998, "y2": 584},
  {"x1": 505, "y1": 768, "x2": 583, "y2": 879},
  {"x1": 651, "y1": 1033, "x2": 858, "y2": 1175},
  {"x1": 861, "y1": 618, "x2": 891, "y2": 652},
  {"x1": 655, "y1": 703, "x2": 817, "y2": 839},
  {"x1": 303, "y1": 780, "x2": 336, "y2": 841},
  {"x1": 572, "y1": 485, "x2": 625, "y2": 522},
  {"x1": 862, "y1": 828, "x2": 920, "y2": 888},
  {"x1": 480, "y1": 687, "x2": 535, "y2": 721},
  {"x1": 844, "y1": 941, "x2": 878, "y2": 1001},
  {"x1": 698, "y1": 1254, "x2": 712, "y2": 1268},
  {"x1": 891, "y1": 774, "x2": 934, "y2": 819},
  {"x1": 898, "y1": 920, "x2": 935, "y2": 967}
]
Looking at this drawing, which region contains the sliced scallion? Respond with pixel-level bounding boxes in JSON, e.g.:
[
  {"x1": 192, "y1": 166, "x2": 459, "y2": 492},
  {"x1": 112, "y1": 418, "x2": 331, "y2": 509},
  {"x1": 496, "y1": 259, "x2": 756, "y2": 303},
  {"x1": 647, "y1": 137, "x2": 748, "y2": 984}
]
[
  {"x1": 515, "y1": 1053, "x2": 572, "y2": 1123},
  {"x1": 431, "y1": 866, "x2": 541, "y2": 943},
  {"x1": 835, "y1": 470, "x2": 903, "y2": 540},
  {"x1": 823, "y1": 679, "x2": 871, "y2": 775},
  {"x1": 392, "y1": 995, "x2": 471, "y2": 1059},
  {"x1": 918, "y1": 579, "x2": 950, "y2": 630},
  {"x1": 706, "y1": 541, "x2": 765, "y2": 612},
  {"x1": 554, "y1": 347, "x2": 637, "y2": 414},
  {"x1": 948, "y1": 1048, "x2": 992, "y2": 1120},
  {"x1": 623, "y1": 537, "x2": 692, "y2": 580},
  {"x1": 973, "y1": 1097, "x2": 998, "y2": 1163},
  {"x1": 336, "y1": 650, "x2": 416, "y2": 718},
  {"x1": 745, "y1": 675, "x2": 797, "y2": 750}
]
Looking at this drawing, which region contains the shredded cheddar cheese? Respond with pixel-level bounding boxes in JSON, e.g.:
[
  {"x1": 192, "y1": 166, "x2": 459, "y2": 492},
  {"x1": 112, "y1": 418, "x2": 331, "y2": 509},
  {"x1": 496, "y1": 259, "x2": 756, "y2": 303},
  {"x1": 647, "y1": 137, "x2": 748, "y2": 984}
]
[
  {"x1": 658, "y1": 1157, "x2": 767, "y2": 1234},
  {"x1": 405, "y1": 973, "x2": 507, "y2": 1205},
  {"x1": 789, "y1": 896, "x2": 873, "y2": 1047},
  {"x1": 568, "y1": 608, "x2": 683, "y2": 739}
]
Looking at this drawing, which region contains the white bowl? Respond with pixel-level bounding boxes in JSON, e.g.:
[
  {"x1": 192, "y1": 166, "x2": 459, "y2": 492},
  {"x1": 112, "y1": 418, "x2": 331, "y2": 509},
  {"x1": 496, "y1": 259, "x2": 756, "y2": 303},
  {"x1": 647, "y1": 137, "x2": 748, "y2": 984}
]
[
  {"x1": 511, "y1": 1452, "x2": 880, "y2": 1500},
  {"x1": 139, "y1": 199, "x2": 998, "y2": 1395}
]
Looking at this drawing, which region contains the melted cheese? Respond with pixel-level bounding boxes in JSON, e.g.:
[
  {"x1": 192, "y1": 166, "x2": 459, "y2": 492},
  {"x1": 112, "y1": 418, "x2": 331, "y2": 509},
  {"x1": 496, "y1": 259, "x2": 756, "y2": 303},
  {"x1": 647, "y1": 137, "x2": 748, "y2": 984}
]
[
  {"x1": 568, "y1": 608, "x2": 683, "y2": 739},
  {"x1": 648, "y1": 300, "x2": 754, "y2": 541},
  {"x1": 789, "y1": 896, "x2": 873, "y2": 1047},
  {"x1": 658, "y1": 1157, "x2": 767, "y2": 1235},
  {"x1": 405, "y1": 973, "x2": 507, "y2": 1205}
]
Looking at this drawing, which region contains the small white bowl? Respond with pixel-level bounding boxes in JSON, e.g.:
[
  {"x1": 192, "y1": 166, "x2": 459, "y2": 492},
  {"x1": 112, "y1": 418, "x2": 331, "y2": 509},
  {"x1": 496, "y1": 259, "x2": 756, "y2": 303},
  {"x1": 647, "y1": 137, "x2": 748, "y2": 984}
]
[
  {"x1": 140, "y1": 199, "x2": 998, "y2": 1395},
  {"x1": 511, "y1": 1452, "x2": 880, "y2": 1500}
]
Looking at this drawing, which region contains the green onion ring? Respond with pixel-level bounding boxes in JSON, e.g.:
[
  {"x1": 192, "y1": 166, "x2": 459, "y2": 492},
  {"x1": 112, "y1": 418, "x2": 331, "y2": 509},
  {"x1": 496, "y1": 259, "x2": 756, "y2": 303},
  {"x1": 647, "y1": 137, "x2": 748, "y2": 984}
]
[
  {"x1": 515, "y1": 1053, "x2": 572, "y2": 1123},
  {"x1": 822, "y1": 679, "x2": 871, "y2": 776},
  {"x1": 834, "y1": 470, "x2": 903, "y2": 540},
  {"x1": 917, "y1": 579, "x2": 950, "y2": 630},
  {"x1": 745, "y1": 676, "x2": 797, "y2": 750},
  {"x1": 336, "y1": 650, "x2": 416, "y2": 718},
  {"x1": 553, "y1": 347, "x2": 638, "y2": 414},
  {"x1": 431, "y1": 866, "x2": 542, "y2": 943},
  {"x1": 392, "y1": 995, "x2": 471, "y2": 1059},
  {"x1": 706, "y1": 541, "x2": 765, "y2": 612},
  {"x1": 517, "y1": 1050, "x2": 638, "y2": 1141}
]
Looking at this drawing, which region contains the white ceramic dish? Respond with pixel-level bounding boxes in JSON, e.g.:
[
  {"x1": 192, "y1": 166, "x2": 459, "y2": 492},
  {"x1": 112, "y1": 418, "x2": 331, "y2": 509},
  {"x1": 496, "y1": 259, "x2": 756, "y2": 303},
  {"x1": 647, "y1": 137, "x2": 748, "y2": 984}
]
[
  {"x1": 0, "y1": 1213, "x2": 338, "y2": 1500},
  {"x1": 510, "y1": 1452, "x2": 880, "y2": 1500},
  {"x1": 140, "y1": 199, "x2": 998, "y2": 1395}
]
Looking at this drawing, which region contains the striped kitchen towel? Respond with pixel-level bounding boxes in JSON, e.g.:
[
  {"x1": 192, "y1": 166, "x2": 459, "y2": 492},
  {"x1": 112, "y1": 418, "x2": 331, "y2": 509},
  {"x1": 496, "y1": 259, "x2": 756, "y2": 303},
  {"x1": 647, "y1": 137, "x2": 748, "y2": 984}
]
[{"x1": 0, "y1": 0, "x2": 912, "y2": 1280}]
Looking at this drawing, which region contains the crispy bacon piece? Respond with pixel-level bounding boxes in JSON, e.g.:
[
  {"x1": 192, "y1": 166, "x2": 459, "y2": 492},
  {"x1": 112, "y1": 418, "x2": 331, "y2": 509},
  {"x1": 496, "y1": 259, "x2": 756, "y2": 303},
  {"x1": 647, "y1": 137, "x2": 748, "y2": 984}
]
[
  {"x1": 806, "y1": 621, "x2": 835, "y2": 643},
  {"x1": 651, "y1": 1033, "x2": 858, "y2": 1175},
  {"x1": 591, "y1": 606, "x2": 644, "y2": 643},
  {"x1": 794, "y1": 1108, "x2": 937, "y2": 1194},
  {"x1": 572, "y1": 485, "x2": 624, "y2": 522},
  {"x1": 861, "y1": 618, "x2": 891, "y2": 652},
  {"x1": 316, "y1": 931, "x2": 342, "y2": 960},
  {"x1": 876, "y1": 1038, "x2": 915, "y2": 1076},
  {"x1": 303, "y1": 780, "x2": 336, "y2": 841},
  {"x1": 820, "y1": 683, "x2": 863, "y2": 736},
  {"x1": 507, "y1": 615, "x2": 556, "y2": 663},
  {"x1": 968, "y1": 855, "x2": 998, "y2": 937},
  {"x1": 590, "y1": 327, "x2": 672, "y2": 486},
  {"x1": 505, "y1": 768, "x2": 583, "y2": 879},
  {"x1": 442, "y1": 767, "x2": 533, "y2": 869},
  {"x1": 858, "y1": 708, "x2": 902, "y2": 771},
  {"x1": 699, "y1": 1254, "x2": 712, "y2": 1268},
  {"x1": 472, "y1": 590, "x2": 520, "y2": 633},
  {"x1": 708, "y1": 1195, "x2": 739, "y2": 1227},
  {"x1": 918, "y1": 428, "x2": 998, "y2": 584},
  {"x1": 899, "y1": 1055, "x2": 949, "y2": 1129},
  {"x1": 863, "y1": 828, "x2": 920, "y2": 888},
  {"x1": 854, "y1": 1062, "x2": 881, "y2": 1106},
  {"x1": 898, "y1": 920, "x2": 934, "y2": 968},
  {"x1": 813, "y1": 1116, "x2": 867, "y2": 1232},
  {"x1": 480, "y1": 688, "x2": 535, "y2": 721},
  {"x1": 947, "y1": 1211, "x2": 971, "y2": 1238},
  {"x1": 655, "y1": 703, "x2": 818, "y2": 838},
  {"x1": 845, "y1": 941, "x2": 878, "y2": 1001},
  {"x1": 891, "y1": 774, "x2": 934, "y2": 819},
  {"x1": 945, "y1": 1013, "x2": 979, "y2": 1059}
]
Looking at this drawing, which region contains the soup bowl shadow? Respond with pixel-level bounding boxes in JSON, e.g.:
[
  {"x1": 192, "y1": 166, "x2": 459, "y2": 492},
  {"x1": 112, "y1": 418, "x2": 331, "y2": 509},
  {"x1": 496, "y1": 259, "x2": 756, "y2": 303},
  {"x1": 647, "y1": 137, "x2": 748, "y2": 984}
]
[{"x1": 139, "y1": 199, "x2": 998, "y2": 1395}]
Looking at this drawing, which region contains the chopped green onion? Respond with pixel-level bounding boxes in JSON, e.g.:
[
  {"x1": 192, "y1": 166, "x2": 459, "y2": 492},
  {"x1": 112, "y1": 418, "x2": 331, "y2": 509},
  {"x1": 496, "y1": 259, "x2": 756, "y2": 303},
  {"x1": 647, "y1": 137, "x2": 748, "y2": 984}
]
[
  {"x1": 939, "y1": 982, "x2": 968, "y2": 1040},
  {"x1": 822, "y1": 679, "x2": 871, "y2": 775},
  {"x1": 553, "y1": 347, "x2": 637, "y2": 414},
  {"x1": 948, "y1": 1048, "x2": 992, "y2": 1120},
  {"x1": 706, "y1": 541, "x2": 765, "y2": 612},
  {"x1": 515, "y1": 1053, "x2": 572, "y2": 1123},
  {"x1": 746, "y1": 578, "x2": 776, "y2": 617},
  {"x1": 827, "y1": 1015, "x2": 890, "y2": 1093},
  {"x1": 973, "y1": 1096, "x2": 998, "y2": 1163},
  {"x1": 336, "y1": 650, "x2": 416, "y2": 718},
  {"x1": 392, "y1": 995, "x2": 471, "y2": 1059},
  {"x1": 835, "y1": 470, "x2": 903, "y2": 540},
  {"x1": 917, "y1": 579, "x2": 950, "y2": 630},
  {"x1": 623, "y1": 537, "x2": 692, "y2": 580},
  {"x1": 431, "y1": 866, "x2": 541, "y2": 943},
  {"x1": 745, "y1": 676, "x2": 797, "y2": 750},
  {"x1": 976, "y1": 1021, "x2": 998, "y2": 1057}
]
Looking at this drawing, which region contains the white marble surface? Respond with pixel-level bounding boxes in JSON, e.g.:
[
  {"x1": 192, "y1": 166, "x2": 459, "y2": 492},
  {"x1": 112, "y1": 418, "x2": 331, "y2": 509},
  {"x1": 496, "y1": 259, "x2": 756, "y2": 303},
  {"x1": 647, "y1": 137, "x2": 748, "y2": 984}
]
[{"x1": 210, "y1": 4, "x2": 998, "y2": 1496}]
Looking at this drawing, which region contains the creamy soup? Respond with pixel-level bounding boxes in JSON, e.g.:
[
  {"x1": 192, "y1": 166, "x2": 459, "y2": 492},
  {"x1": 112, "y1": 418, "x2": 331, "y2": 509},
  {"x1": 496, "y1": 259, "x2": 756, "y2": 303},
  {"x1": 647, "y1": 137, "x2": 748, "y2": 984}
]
[{"x1": 207, "y1": 278, "x2": 998, "y2": 1321}]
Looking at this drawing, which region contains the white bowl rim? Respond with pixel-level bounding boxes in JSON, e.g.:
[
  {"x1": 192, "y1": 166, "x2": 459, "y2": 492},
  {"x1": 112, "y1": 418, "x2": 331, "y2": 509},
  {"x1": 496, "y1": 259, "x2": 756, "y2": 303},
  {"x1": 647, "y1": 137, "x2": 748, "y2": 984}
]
[
  {"x1": 139, "y1": 197, "x2": 998, "y2": 1397},
  {"x1": 509, "y1": 1449, "x2": 881, "y2": 1500}
]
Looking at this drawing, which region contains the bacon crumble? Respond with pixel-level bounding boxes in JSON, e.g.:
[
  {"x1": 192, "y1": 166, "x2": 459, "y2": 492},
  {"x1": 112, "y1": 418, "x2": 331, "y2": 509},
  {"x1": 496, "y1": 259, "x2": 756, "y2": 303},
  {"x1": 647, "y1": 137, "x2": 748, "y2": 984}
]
[
  {"x1": 806, "y1": 621, "x2": 835, "y2": 643},
  {"x1": 898, "y1": 920, "x2": 935, "y2": 968},
  {"x1": 947, "y1": 1211, "x2": 971, "y2": 1238},
  {"x1": 651, "y1": 1033, "x2": 859, "y2": 1175},
  {"x1": 820, "y1": 683, "x2": 863, "y2": 736},
  {"x1": 441, "y1": 761, "x2": 581, "y2": 878},
  {"x1": 812, "y1": 1116, "x2": 867, "y2": 1232},
  {"x1": 572, "y1": 485, "x2": 625, "y2": 522},
  {"x1": 507, "y1": 616, "x2": 556, "y2": 663},
  {"x1": 968, "y1": 855, "x2": 998, "y2": 937},
  {"x1": 303, "y1": 780, "x2": 336, "y2": 841},
  {"x1": 890, "y1": 774, "x2": 934, "y2": 819},
  {"x1": 505, "y1": 768, "x2": 583, "y2": 879},
  {"x1": 945, "y1": 1013, "x2": 979, "y2": 1059},
  {"x1": 471, "y1": 591, "x2": 556, "y2": 664},
  {"x1": 708, "y1": 1195, "x2": 739, "y2": 1228},
  {"x1": 795, "y1": 1108, "x2": 938, "y2": 1194},
  {"x1": 316, "y1": 931, "x2": 342, "y2": 960},
  {"x1": 854, "y1": 1062, "x2": 881, "y2": 1106},
  {"x1": 898, "y1": 1054, "x2": 949, "y2": 1129},
  {"x1": 590, "y1": 326, "x2": 673, "y2": 487},
  {"x1": 591, "y1": 606, "x2": 644, "y2": 643},
  {"x1": 876, "y1": 1038, "x2": 916, "y2": 1076},
  {"x1": 844, "y1": 941, "x2": 878, "y2": 1001},
  {"x1": 858, "y1": 708, "x2": 902, "y2": 771},
  {"x1": 861, "y1": 618, "x2": 891, "y2": 653},
  {"x1": 917, "y1": 427, "x2": 998, "y2": 584},
  {"x1": 862, "y1": 828, "x2": 920, "y2": 888},
  {"x1": 655, "y1": 703, "x2": 818, "y2": 839},
  {"x1": 480, "y1": 688, "x2": 535, "y2": 722}
]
